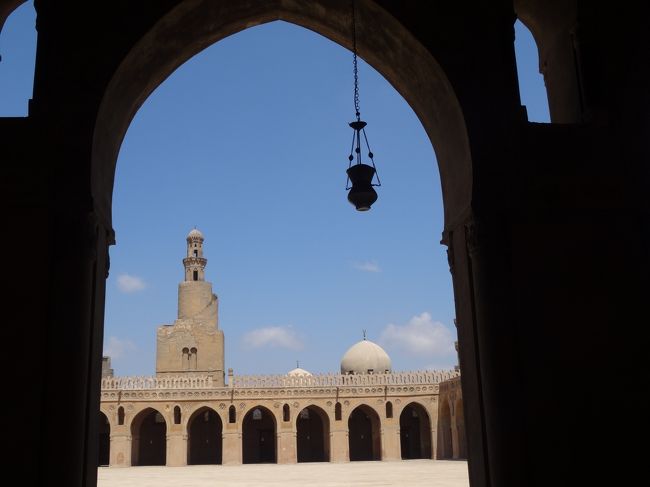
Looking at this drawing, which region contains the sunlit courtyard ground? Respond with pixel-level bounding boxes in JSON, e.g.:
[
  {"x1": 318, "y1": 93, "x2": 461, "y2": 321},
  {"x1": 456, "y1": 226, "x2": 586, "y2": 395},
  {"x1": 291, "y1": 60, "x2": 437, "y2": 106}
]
[{"x1": 98, "y1": 459, "x2": 469, "y2": 486}]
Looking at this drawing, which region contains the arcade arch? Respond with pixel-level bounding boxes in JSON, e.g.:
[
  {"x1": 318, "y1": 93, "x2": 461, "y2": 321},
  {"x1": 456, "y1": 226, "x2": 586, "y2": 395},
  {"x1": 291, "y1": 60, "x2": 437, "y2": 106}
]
[
  {"x1": 187, "y1": 406, "x2": 223, "y2": 465},
  {"x1": 347, "y1": 404, "x2": 381, "y2": 461},
  {"x1": 296, "y1": 405, "x2": 330, "y2": 463},
  {"x1": 242, "y1": 406, "x2": 277, "y2": 464},
  {"x1": 130, "y1": 408, "x2": 167, "y2": 466},
  {"x1": 399, "y1": 402, "x2": 432, "y2": 460}
]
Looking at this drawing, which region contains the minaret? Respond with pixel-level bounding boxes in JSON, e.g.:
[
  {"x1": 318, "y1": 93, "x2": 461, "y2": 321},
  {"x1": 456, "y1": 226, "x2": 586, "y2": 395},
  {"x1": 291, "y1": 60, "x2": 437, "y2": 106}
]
[
  {"x1": 177, "y1": 228, "x2": 215, "y2": 321},
  {"x1": 183, "y1": 228, "x2": 207, "y2": 282},
  {"x1": 156, "y1": 228, "x2": 225, "y2": 385}
]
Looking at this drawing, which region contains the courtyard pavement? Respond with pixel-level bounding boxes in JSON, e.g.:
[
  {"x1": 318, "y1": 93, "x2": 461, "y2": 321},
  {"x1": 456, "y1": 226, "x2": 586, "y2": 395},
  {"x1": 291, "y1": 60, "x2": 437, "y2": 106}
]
[{"x1": 98, "y1": 460, "x2": 469, "y2": 486}]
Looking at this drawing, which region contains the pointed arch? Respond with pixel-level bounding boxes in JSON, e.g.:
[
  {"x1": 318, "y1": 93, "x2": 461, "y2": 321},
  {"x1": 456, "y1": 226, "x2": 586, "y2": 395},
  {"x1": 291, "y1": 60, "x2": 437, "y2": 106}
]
[
  {"x1": 91, "y1": 0, "x2": 472, "y2": 235},
  {"x1": 130, "y1": 407, "x2": 167, "y2": 466},
  {"x1": 399, "y1": 402, "x2": 432, "y2": 460},
  {"x1": 187, "y1": 406, "x2": 222, "y2": 465},
  {"x1": 296, "y1": 405, "x2": 330, "y2": 462},
  {"x1": 242, "y1": 406, "x2": 277, "y2": 464},
  {"x1": 348, "y1": 404, "x2": 381, "y2": 461}
]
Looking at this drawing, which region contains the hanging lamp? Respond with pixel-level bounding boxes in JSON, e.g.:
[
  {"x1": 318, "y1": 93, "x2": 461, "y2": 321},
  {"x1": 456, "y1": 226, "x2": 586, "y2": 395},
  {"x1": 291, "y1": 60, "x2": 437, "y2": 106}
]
[{"x1": 345, "y1": 0, "x2": 381, "y2": 211}]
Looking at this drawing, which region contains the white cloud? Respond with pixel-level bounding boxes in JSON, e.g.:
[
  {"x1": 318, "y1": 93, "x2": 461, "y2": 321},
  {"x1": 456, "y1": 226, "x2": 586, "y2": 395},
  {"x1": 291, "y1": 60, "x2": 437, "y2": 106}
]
[
  {"x1": 242, "y1": 326, "x2": 303, "y2": 350},
  {"x1": 116, "y1": 273, "x2": 146, "y2": 293},
  {"x1": 353, "y1": 260, "x2": 381, "y2": 273},
  {"x1": 103, "y1": 336, "x2": 136, "y2": 359},
  {"x1": 380, "y1": 312, "x2": 455, "y2": 357}
]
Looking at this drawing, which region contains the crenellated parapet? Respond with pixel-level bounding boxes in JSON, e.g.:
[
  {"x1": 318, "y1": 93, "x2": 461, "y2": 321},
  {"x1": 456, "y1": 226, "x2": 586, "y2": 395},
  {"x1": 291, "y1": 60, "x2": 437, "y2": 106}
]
[
  {"x1": 101, "y1": 369, "x2": 459, "y2": 392},
  {"x1": 232, "y1": 370, "x2": 460, "y2": 388},
  {"x1": 101, "y1": 375, "x2": 214, "y2": 390}
]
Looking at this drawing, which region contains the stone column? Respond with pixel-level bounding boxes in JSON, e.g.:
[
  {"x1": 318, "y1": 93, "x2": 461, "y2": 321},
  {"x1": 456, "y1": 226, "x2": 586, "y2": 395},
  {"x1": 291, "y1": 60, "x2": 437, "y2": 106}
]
[
  {"x1": 109, "y1": 434, "x2": 131, "y2": 467},
  {"x1": 429, "y1": 426, "x2": 438, "y2": 460},
  {"x1": 381, "y1": 424, "x2": 401, "y2": 461},
  {"x1": 429, "y1": 399, "x2": 439, "y2": 460},
  {"x1": 166, "y1": 433, "x2": 187, "y2": 466},
  {"x1": 222, "y1": 430, "x2": 242, "y2": 465},
  {"x1": 277, "y1": 430, "x2": 297, "y2": 464},
  {"x1": 329, "y1": 428, "x2": 349, "y2": 462}
]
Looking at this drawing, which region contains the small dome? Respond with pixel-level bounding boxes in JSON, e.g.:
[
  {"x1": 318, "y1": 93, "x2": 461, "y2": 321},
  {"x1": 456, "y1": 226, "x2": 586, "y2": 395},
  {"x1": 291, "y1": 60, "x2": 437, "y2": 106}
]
[
  {"x1": 187, "y1": 228, "x2": 204, "y2": 240},
  {"x1": 340, "y1": 339, "x2": 392, "y2": 374},
  {"x1": 288, "y1": 367, "x2": 312, "y2": 376}
]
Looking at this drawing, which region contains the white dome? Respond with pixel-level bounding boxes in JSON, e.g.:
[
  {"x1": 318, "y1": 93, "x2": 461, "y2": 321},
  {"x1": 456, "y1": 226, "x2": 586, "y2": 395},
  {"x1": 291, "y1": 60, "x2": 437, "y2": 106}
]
[
  {"x1": 187, "y1": 228, "x2": 204, "y2": 240},
  {"x1": 340, "y1": 339, "x2": 392, "y2": 374},
  {"x1": 287, "y1": 367, "x2": 312, "y2": 376}
]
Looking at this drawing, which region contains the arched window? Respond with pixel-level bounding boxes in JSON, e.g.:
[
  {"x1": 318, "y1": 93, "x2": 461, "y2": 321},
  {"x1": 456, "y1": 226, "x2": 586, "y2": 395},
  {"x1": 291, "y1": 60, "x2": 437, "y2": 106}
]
[
  {"x1": 118, "y1": 406, "x2": 125, "y2": 425},
  {"x1": 335, "y1": 402, "x2": 342, "y2": 421},
  {"x1": 190, "y1": 347, "x2": 197, "y2": 369},
  {"x1": 0, "y1": 1, "x2": 37, "y2": 117},
  {"x1": 229, "y1": 405, "x2": 236, "y2": 423},
  {"x1": 282, "y1": 404, "x2": 290, "y2": 422},
  {"x1": 182, "y1": 347, "x2": 189, "y2": 370},
  {"x1": 385, "y1": 401, "x2": 393, "y2": 418},
  {"x1": 514, "y1": 19, "x2": 550, "y2": 122},
  {"x1": 193, "y1": 270, "x2": 198, "y2": 281},
  {"x1": 173, "y1": 406, "x2": 181, "y2": 424}
]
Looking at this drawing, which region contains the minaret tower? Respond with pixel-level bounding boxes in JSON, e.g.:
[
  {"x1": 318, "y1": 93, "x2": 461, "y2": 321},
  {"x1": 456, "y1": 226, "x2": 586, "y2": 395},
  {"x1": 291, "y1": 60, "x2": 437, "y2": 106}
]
[
  {"x1": 156, "y1": 228, "x2": 225, "y2": 385},
  {"x1": 183, "y1": 228, "x2": 207, "y2": 282}
]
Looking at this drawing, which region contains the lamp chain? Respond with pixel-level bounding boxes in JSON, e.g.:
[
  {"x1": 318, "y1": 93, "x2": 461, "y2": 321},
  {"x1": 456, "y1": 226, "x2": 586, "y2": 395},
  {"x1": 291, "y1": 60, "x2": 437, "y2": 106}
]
[{"x1": 352, "y1": 0, "x2": 360, "y2": 120}]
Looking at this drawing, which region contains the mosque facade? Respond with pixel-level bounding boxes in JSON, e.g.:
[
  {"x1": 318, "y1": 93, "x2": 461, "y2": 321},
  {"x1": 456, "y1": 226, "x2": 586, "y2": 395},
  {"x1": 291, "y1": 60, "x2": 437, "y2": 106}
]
[{"x1": 99, "y1": 230, "x2": 465, "y2": 467}]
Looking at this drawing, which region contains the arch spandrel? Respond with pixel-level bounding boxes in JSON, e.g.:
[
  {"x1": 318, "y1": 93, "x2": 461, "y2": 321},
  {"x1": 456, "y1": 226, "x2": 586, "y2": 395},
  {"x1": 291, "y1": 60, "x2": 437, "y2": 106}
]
[{"x1": 91, "y1": 0, "x2": 471, "y2": 233}]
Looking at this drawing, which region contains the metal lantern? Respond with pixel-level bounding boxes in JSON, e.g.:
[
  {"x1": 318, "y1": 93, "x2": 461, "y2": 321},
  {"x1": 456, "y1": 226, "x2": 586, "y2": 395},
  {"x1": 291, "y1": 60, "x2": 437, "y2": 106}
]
[{"x1": 345, "y1": 0, "x2": 381, "y2": 211}]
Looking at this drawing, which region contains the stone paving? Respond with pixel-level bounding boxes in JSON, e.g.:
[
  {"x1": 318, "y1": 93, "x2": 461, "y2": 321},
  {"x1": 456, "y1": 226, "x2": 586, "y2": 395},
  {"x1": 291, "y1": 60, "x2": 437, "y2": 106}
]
[{"x1": 98, "y1": 460, "x2": 469, "y2": 486}]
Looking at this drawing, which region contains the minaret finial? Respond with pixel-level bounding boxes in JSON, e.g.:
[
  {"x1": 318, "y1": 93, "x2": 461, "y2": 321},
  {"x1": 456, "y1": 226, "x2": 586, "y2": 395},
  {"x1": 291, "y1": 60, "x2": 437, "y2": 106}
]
[
  {"x1": 362, "y1": 329, "x2": 367, "y2": 340},
  {"x1": 296, "y1": 360, "x2": 300, "y2": 368}
]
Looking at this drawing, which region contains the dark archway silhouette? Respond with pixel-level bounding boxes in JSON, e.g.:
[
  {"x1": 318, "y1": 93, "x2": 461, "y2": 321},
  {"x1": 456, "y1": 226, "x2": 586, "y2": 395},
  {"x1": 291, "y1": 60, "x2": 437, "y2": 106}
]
[
  {"x1": 242, "y1": 406, "x2": 276, "y2": 464},
  {"x1": 399, "y1": 402, "x2": 431, "y2": 460},
  {"x1": 348, "y1": 404, "x2": 381, "y2": 461},
  {"x1": 130, "y1": 408, "x2": 166, "y2": 466},
  {"x1": 296, "y1": 406, "x2": 330, "y2": 462},
  {"x1": 187, "y1": 407, "x2": 222, "y2": 465},
  {"x1": 88, "y1": 0, "x2": 474, "y2": 478},
  {"x1": 98, "y1": 411, "x2": 110, "y2": 466}
]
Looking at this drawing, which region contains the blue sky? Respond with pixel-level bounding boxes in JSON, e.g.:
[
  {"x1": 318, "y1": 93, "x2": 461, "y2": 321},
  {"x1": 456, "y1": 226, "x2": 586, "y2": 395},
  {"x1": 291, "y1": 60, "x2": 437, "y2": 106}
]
[{"x1": 2, "y1": 3, "x2": 549, "y2": 376}]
